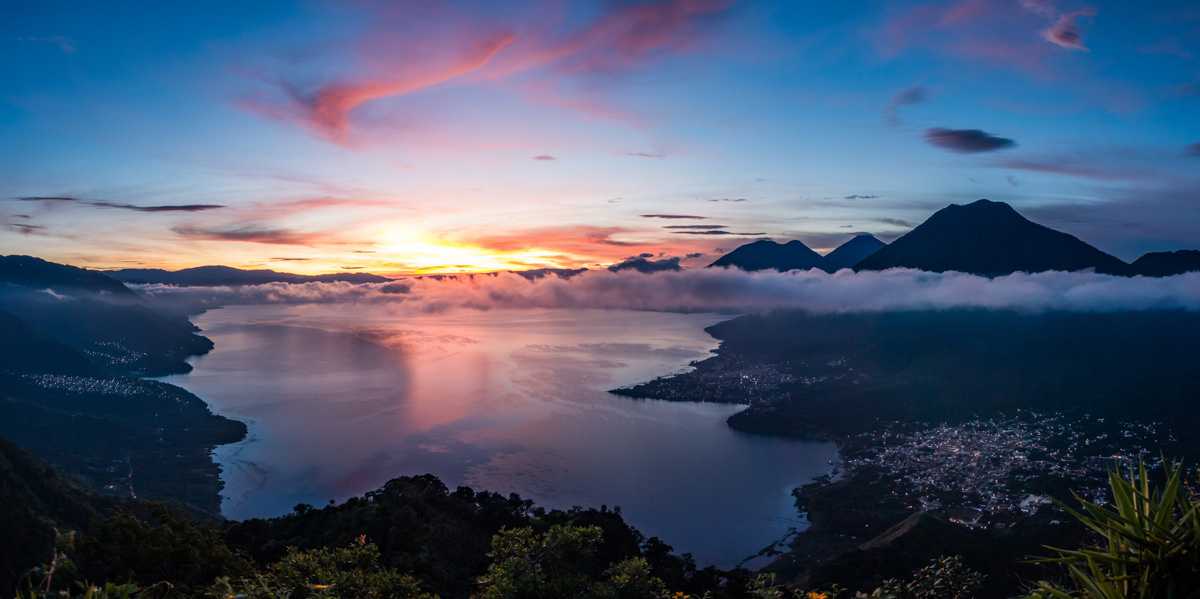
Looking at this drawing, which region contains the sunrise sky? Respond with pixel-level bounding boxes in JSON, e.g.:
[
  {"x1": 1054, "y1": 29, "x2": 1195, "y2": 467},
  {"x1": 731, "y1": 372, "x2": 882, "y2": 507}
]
[{"x1": 2, "y1": 0, "x2": 1198, "y2": 274}]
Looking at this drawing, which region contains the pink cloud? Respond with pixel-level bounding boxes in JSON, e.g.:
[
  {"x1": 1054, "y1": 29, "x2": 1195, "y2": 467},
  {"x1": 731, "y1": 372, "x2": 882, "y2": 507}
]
[
  {"x1": 467, "y1": 225, "x2": 642, "y2": 254},
  {"x1": 274, "y1": 31, "x2": 517, "y2": 145},
  {"x1": 245, "y1": 0, "x2": 735, "y2": 147},
  {"x1": 1041, "y1": 7, "x2": 1098, "y2": 51},
  {"x1": 546, "y1": 0, "x2": 734, "y2": 75},
  {"x1": 880, "y1": 0, "x2": 1054, "y2": 74},
  {"x1": 996, "y1": 157, "x2": 1150, "y2": 182},
  {"x1": 879, "y1": 0, "x2": 1099, "y2": 74}
]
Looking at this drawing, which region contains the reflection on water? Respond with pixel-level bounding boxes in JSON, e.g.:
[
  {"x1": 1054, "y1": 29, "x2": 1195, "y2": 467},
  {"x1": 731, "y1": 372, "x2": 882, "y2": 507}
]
[{"x1": 164, "y1": 305, "x2": 838, "y2": 567}]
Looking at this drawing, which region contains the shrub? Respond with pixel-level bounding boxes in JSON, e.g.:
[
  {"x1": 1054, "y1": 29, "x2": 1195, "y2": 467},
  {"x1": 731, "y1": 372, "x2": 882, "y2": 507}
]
[{"x1": 1024, "y1": 460, "x2": 1200, "y2": 599}]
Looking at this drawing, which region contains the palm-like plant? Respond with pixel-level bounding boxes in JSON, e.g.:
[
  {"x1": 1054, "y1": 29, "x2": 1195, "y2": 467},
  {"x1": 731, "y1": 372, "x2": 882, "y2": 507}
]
[{"x1": 1026, "y1": 460, "x2": 1200, "y2": 599}]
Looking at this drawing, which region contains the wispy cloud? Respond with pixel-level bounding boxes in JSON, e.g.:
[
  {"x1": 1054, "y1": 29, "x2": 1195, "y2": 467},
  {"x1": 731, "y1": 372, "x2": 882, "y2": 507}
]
[
  {"x1": 18, "y1": 35, "x2": 76, "y2": 53},
  {"x1": 880, "y1": 0, "x2": 1102, "y2": 76},
  {"x1": 663, "y1": 224, "x2": 728, "y2": 229},
  {"x1": 1017, "y1": 0, "x2": 1057, "y2": 18},
  {"x1": 243, "y1": 0, "x2": 735, "y2": 146},
  {"x1": 845, "y1": 195, "x2": 880, "y2": 200},
  {"x1": 705, "y1": 198, "x2": 747, "y2": 202},
  {"x1": 90, "y1": 201, "x2": 226, "y2": 212},
  {"x1": 992, "y1": 144, "x2": 1177, "y2": 183},
  {"x1": 9, "y1": 223, "x2": 46, "y2": 236},
  {"x1": 881, "y1": 1, "x2": 1052, "y2": 74},
  {"x1": 997, "y1": 159, "x2": 1146, "y2": 182},
  {"x1": 533, "y1": 155, "x2": 557, "y2": 161},
  {"x1": 16, "y1": 196, "x2": 226, "y2": 212},
  {"x1": 468, "y1": 225, "x2": 641, "y2": 254},
  {"x1": 924, "y1": 127, "x2": 1017, "y2": 153},
  {"x1": 640, "y1": 214, "x2": 708, "y2": 219},
  {"x1": 268, "y1": 32, "x2": 517, "y2": 146},
  {"x1": 672, "y1": 230, "x2": 764, "y2": 236},
  {"x1": 618, "y1": 151, "x2": 667, "y2": 159},
  {"x1": 173, "y1": 225, "x2": 309, "y2": 245}
]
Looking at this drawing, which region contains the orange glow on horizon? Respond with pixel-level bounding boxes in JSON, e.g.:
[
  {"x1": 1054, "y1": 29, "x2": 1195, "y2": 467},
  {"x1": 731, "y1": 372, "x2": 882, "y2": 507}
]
[
  {"x1": 375, "y1": 229, "x2": 608, "y2": 274},
  {"x1": 62, "y1": 222, "x2": 725, "y2": 277}
]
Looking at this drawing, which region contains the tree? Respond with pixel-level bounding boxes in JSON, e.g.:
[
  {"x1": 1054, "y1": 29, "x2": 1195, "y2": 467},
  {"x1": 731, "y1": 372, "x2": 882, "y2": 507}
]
[{"x1": 473, "y1": 525, "x2": 664, "y2": 599}]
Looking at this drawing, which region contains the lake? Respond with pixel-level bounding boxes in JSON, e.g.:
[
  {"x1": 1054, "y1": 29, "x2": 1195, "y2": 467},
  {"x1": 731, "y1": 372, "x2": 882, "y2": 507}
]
[{"x1": 161, "y1": 304, "x2": 838, "y2": 567}]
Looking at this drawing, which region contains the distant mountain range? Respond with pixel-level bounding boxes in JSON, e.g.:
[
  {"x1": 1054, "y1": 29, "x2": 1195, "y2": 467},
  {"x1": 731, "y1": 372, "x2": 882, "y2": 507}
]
[
  {"x1": 1129, "y1": 250, "x2": 1200, "y2": 277},
  {"x1": 713, "y1": 199, "x2": 1198, "y2": 277},
  {"x1": 1, "y1": 255, "x2": 212, "y2": 375},
  {"x1": 107, "y1": 265, "x2": 391, "y2": 286}
]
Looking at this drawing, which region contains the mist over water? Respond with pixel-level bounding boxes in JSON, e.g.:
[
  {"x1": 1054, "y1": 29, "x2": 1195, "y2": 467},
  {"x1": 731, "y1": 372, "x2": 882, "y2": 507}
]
[
  {"x1": 136, "y1": 268, "x2": 1200, "y2": 315},
  {"x1": 161, "y1": 304, "x2": 837, "y2": 567}
]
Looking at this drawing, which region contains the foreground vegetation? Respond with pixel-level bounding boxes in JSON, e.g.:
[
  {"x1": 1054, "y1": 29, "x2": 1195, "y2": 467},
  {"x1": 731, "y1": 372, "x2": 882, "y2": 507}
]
[{"x1": 10, "y1": 460, "x2": 1200, "y2": 599}]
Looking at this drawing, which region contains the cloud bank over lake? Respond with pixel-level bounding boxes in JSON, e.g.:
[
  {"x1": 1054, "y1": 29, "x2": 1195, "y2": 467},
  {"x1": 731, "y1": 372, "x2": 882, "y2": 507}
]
[{"x1": 131, "y1": 268, "x2": 1200, "y2": 315}]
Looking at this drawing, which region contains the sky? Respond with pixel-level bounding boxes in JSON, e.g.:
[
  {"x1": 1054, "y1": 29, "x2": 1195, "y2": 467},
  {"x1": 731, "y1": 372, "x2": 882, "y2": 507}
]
[{"x1": 1, "y1": 0, "x2": 1198, "y2": 275}]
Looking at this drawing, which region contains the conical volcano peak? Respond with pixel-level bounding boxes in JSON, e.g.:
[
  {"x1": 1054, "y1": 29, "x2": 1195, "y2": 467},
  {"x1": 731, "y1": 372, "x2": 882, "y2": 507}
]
[{"x1": 855, "y1": 200, "x2": 1130, "y2": 276}]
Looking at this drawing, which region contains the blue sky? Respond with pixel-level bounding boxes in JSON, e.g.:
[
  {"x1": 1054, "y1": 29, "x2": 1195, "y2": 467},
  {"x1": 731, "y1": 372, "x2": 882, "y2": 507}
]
[{"x1": 2, "y1": 0, "x2": 1197, "y2": 273}]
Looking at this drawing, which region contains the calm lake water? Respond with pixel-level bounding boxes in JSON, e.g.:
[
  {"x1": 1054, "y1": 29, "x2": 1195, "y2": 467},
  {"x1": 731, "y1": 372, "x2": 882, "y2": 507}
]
[{"x1": 162, "y1": 304, "x2": 838, "y2": 567}]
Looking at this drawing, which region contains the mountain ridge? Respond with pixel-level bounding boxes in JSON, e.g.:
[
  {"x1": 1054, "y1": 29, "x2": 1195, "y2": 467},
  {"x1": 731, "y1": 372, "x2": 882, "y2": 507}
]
[
  {"x1": 108, "y1": 265, "x2": 391, "y2": 286},
  {"x1": 1131, "y1": 249, "x2": 1200, "y2": 277}
]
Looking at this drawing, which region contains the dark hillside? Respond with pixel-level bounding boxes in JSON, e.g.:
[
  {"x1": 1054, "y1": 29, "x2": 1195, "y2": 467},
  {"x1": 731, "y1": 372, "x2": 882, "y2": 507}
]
[{"x1": 0, "y1": 435, "x2": 118, "y2": 592}]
